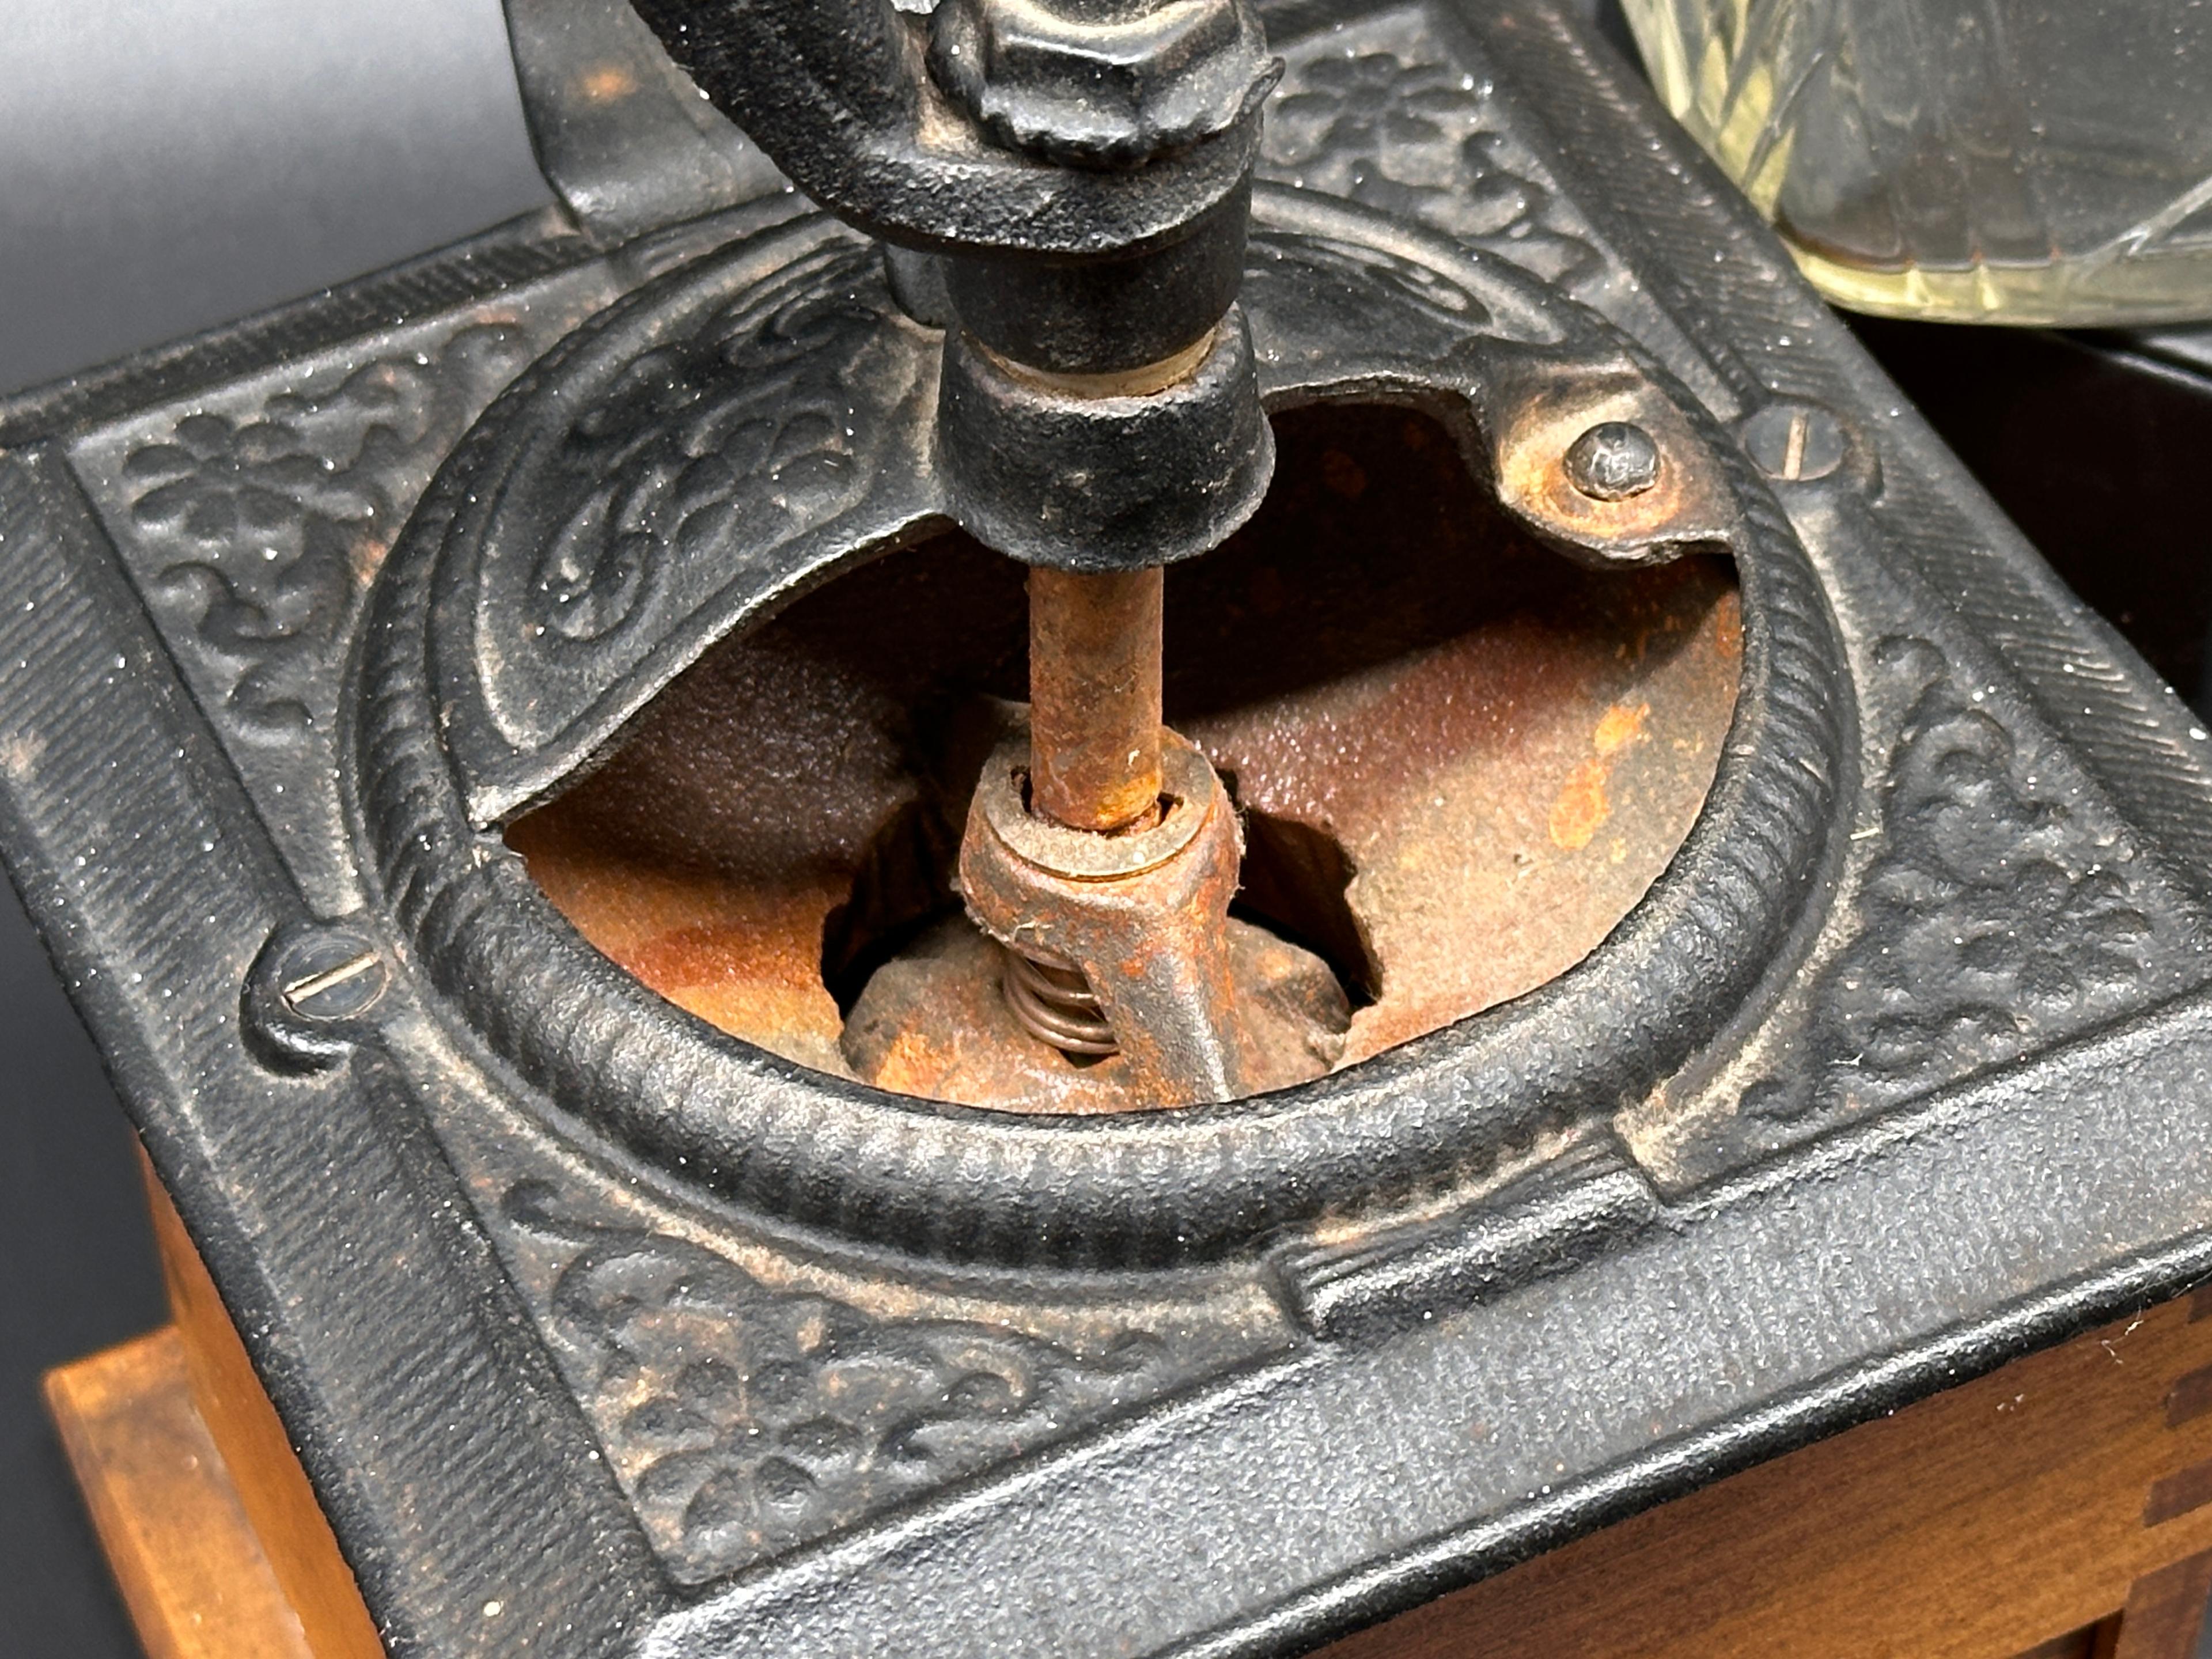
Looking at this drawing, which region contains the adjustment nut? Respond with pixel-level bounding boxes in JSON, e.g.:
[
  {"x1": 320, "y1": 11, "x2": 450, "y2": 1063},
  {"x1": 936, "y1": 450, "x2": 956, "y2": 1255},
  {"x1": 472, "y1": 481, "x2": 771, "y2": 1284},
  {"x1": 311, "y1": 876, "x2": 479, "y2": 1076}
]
[{"x1": 930, "y1": 0, "x2": 1279, "y2": 167}]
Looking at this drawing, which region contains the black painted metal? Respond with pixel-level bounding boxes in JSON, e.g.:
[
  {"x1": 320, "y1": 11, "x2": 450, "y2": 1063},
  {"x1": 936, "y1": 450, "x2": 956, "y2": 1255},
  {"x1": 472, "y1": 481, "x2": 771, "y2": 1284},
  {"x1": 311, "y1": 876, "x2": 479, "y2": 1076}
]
[
  {"x1": 930, "y1": 0, "x2": 1276, "y2": 166},
  {"x1": 934, "y1": 302, "x2": 1275, "y2": 570},
  {"x1": 627, "y1": 0, "x2": 1275, "y2": 558},
  {"x1": 354, "y1": 185, "x2": 1839, "y2": 1266},
  {"x1": 619, "y1": 0, "x2": 1267, "y2": 264},
  {"x1": 2, "y1": 1, "x2": 2211, "y2": 1655}
]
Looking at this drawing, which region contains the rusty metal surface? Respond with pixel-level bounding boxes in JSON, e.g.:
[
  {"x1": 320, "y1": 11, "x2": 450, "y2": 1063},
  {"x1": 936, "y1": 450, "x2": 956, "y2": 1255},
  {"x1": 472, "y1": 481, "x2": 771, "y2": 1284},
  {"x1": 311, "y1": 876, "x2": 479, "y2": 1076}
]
[
  {"x1": 1487, "y1": 354, "x2": 1741, "y2": 568},
  {"x1": 506, "y1": 540, "x2": 1027, "y2": 1078},
  {"x1": 843, "y1": 915, "x2": 1348, "y2": 1112},
  {"x1": 509, "y1": 404, "x2": 1740, "y2": 1107},
  {"x1": 28, "y1": 6, "x2": 2212, "y2": 1653},
  {"x1": 1175, "y1": 411, "x2": 1741, "y2": 1065},
  {"x1": 925, "y1": 724, "x2": 1339, "y2": 1108},
  {"x1": 1027, "y1": 566, "x2": 1166, "y2": 833}
]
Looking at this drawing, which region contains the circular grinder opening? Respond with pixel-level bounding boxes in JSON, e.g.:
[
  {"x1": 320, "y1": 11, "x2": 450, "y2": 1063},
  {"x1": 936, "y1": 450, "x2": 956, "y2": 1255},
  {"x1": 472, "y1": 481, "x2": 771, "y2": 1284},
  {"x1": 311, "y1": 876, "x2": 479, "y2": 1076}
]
[{"x1": 505, "y1": 404, "x2": 1741, "y2": 1112}]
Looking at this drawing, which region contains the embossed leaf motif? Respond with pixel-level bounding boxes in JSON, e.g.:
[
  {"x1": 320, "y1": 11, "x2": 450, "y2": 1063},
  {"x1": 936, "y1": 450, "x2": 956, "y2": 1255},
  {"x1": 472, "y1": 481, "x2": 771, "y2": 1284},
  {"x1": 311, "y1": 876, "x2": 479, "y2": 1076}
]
[
  {"x1": 1751, "y1": 638, "x2": 2184, "y2": 1126},
  {"x1": 1266, "y1": 55, "x2": 1518, "y2": 225},
  {"x1": 527, "y1": 260, "x2": 882, "y2": 650},
  {"x1": 1262, "y1": 41, "x2": 1599, "y2": 287},
  {"x1": 128, "y1": 411, "x2": 374, "y2": 543},
  {"x1": 120, "y1": 326, "x2": 533, "y2": 737},
  {"x1": 1248, "y1": 229, "x2": 1494, "y2": 342},
  {"x1": 503, "y1": 1181, "x2": 1185, "y2": 1584},
  {"x1": 531, "y1": 521, "x2": 651, "y2": 643}
]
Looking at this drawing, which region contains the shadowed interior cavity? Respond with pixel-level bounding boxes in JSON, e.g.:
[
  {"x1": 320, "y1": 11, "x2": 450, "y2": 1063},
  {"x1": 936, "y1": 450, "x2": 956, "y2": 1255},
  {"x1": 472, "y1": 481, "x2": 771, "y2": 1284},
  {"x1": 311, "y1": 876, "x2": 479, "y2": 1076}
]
[{"x1": 506, "y1": 404, "x2": 1742, "y2": 1105}]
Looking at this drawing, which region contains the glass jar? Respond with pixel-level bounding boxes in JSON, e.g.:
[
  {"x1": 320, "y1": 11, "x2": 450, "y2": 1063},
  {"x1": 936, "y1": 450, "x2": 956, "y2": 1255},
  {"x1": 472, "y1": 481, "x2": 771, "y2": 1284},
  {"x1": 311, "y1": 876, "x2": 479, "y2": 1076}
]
[{"x1": 1620, "y1": 0, "x2": 2212, "y2": 323}]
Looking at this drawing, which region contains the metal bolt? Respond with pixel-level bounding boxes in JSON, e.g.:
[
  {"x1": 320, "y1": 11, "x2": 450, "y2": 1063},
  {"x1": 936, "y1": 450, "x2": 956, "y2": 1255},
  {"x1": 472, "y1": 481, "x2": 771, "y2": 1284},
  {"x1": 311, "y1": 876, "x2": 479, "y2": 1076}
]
[
  {"x1": 1563, "y1": 421, "x2": 1661, "y2": 501},
  {"x1": 276, "y1": 933, "x2": 388, "y2": 1021},
  {"x1": 1741, "y1": 402, "x2": 1847, "y2": 483}
]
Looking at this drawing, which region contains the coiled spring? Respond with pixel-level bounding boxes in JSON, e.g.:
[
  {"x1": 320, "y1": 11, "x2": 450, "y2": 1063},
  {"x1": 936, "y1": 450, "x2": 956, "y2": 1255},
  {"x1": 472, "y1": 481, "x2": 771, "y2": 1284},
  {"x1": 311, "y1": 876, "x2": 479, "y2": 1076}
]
[{"x1": 1002, "y1": 946, "x2": 1118, "y2": 1056}]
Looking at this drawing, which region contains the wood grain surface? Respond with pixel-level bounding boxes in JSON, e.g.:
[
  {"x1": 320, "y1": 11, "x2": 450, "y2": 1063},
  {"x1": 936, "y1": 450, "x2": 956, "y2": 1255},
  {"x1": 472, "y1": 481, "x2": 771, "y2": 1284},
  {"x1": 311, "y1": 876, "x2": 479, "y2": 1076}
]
[
  {"x1": 1319, "y1": 1292, "x2": 2212, "y2": 1659},
  {"x1": 44, "y1": 1327, "x2": 316, "y2": 1659}
]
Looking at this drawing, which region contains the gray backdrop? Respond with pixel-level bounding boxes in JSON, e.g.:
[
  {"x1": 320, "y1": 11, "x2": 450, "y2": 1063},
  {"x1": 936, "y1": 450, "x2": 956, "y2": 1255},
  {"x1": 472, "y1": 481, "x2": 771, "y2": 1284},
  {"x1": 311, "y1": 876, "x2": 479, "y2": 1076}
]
[{"x1": 0, "y1": 0, "x2": 550, "y2": 396}]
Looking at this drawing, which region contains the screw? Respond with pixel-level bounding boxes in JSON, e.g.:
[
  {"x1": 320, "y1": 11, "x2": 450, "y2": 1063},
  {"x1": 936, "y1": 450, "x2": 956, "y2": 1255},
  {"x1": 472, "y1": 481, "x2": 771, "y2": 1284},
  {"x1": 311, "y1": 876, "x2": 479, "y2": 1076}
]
[
  {"x1": 1563, "y1": 421, "x2": 1661, "y2": 501},
  {"x1": 276, "y1": 932, "x2": 387, "y2": 1021},
  {"x1": 1742, "y1": 402, "x2": 1847, "y2": 482}
]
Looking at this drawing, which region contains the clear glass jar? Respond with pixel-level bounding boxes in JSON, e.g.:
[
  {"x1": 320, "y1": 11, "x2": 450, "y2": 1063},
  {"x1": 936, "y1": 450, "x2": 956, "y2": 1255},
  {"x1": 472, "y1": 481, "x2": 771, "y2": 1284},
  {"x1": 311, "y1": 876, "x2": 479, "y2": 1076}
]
[{"x1": 1620, "y1": 0, "x2": 2212, "y2": 324}]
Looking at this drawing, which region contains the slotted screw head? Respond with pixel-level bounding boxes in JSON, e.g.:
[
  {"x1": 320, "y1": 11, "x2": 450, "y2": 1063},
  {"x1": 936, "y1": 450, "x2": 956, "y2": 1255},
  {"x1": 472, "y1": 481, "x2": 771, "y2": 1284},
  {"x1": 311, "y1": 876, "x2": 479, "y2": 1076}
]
[{"x1": 276, "y1": 933, "x2": 387, "y2": 1021}]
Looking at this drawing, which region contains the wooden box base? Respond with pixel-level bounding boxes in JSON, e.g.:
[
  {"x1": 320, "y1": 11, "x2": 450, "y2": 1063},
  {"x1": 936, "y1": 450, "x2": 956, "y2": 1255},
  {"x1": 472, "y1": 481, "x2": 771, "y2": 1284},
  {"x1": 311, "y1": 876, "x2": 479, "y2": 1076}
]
[{"x1": 43, "y1": 1156, "x2": 2212, "y2": 1659}]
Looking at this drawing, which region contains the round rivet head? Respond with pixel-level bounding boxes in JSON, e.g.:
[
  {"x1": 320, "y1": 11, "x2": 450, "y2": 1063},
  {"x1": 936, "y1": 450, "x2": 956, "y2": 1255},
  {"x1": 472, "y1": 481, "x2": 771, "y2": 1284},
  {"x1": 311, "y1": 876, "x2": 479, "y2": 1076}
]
[{"x1": 1564, "y1": 421, "x2": 1661, "y2": 501}]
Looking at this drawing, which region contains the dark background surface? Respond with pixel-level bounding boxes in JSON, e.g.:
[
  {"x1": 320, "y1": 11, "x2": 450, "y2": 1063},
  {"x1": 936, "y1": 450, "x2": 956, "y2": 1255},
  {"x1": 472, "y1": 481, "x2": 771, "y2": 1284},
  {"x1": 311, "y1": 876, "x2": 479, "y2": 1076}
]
[{"x1": 4, "y1": 4, "x2": 2212, "y2": 1657}]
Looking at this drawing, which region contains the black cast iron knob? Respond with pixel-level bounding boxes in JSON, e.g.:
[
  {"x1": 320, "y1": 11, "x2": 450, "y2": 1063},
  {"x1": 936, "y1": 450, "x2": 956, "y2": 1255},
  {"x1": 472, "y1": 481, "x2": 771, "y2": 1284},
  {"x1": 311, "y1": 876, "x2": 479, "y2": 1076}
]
[{"x1": 929, "y1": 0, "x2": 1279, "y2": 166}]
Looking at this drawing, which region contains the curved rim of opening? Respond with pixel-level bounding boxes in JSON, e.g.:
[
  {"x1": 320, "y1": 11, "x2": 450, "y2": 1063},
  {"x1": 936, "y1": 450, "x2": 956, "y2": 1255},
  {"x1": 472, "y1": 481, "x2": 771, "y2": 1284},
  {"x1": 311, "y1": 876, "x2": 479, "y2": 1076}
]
[{"x1": 350, "y1": 199, "x2": 1853, "y2": 1268}]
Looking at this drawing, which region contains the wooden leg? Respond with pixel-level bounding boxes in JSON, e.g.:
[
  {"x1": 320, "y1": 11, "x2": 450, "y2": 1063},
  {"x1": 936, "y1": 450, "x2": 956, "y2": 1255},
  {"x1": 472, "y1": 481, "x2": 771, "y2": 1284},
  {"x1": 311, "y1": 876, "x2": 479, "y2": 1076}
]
[
  {"x1": 44, "y1": 1328, "x2": 317, "y2": 1659},
  {"x1": 43, "y1": 1150, "x2": 385, "y2": 1659},
  {"x1": 133, "y1": 1153, "x2": 385, "y2": 1659}
]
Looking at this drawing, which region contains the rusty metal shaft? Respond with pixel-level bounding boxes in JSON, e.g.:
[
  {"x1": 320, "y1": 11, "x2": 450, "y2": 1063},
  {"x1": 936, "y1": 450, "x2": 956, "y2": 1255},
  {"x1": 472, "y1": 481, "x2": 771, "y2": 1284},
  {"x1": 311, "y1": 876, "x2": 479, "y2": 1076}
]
[{"x1": 1027, "y1": 566, "x2": 1164, "y2": 832}]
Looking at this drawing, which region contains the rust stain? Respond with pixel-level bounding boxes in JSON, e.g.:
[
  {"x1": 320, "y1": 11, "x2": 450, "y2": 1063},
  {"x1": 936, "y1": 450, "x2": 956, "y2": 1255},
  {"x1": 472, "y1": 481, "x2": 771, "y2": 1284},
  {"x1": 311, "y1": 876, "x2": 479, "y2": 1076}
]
[
  {"x1": 507, "y1": 406, "x2": 1742, "y2": 1111},
  {"x1": 1713, "y1": 588, "x2": 1743, "y2": 659},
  {"x1": 1548, "y1": 757, "x2": 1611, "y2": 851},
  {"x1": 1550, "y1": 702, "x2": 1650, "y2": 851},
  {"x1": 619, "y1": 921, "x2": 824, "y2": 995},
  {"x1": 350, "y1": 536, "x2": 389, "y2": 588},
  {"x1": 1593, "y1": 700, "x2": 1650, "y2": 757},
  {"x1": 579, "y1": 64, "x2": 638, "y2": 102}
]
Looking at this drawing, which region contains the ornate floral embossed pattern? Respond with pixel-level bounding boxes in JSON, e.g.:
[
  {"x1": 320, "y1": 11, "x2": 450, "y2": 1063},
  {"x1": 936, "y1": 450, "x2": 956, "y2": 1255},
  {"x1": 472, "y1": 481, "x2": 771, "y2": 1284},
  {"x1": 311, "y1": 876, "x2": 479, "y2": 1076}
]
[
  {"x1": 1745, "y1": 637, "x2": 2207, "y2": 1126},
  {"x1": 92, "y1": 323, "x2": 541, "y2": 740},
  {"x1": 522, "y1": 245, "x2": 892, "y2": 650},
  {"x1": 453, "y1": 237, "x2": 940, "y2": 781},
  {"x1": 1262, "y1": 13, "x2": 1601, "y2": 288},
  {"x1": 499, "y1": 1179, "x2": 1220, "y2": 1584}
]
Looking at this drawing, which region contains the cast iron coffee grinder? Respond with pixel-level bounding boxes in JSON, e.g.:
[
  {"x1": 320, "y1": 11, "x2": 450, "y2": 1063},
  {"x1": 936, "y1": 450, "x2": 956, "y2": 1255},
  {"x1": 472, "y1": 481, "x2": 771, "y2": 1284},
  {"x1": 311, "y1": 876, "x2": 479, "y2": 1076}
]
[{"x1": 9, "y1": 0, "x2": 2212, "y2": 1654}]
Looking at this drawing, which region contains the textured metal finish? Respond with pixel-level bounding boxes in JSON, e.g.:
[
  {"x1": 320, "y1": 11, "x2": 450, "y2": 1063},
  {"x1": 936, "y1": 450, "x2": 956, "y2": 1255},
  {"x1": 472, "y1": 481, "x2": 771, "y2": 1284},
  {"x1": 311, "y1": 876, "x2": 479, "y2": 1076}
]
[
  {"x1": 2, "y1": 2, "x2": 2211, "y2": 1656},
  {"x1": 354, "y1": 186, "x2": 1837, "y2": 1264},
  {"x1": 929, "y1": 0, "x2": 1278, "y2": 165}
]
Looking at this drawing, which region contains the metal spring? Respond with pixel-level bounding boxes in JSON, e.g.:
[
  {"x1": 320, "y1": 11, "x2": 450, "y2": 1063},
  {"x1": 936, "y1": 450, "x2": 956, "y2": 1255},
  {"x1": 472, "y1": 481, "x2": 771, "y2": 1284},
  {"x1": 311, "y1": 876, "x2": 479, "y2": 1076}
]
[{"x1": 1001, "y1": 946, "x2": 1118, "y2": 1057}]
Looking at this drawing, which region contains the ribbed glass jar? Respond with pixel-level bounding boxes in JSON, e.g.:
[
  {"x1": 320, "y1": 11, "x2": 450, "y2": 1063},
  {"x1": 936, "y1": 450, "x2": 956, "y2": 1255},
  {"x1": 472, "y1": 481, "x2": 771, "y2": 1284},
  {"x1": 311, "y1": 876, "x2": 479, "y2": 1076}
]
[{"x1": 1622, "y1": 0, "x2": 2212, "y2": 324}]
